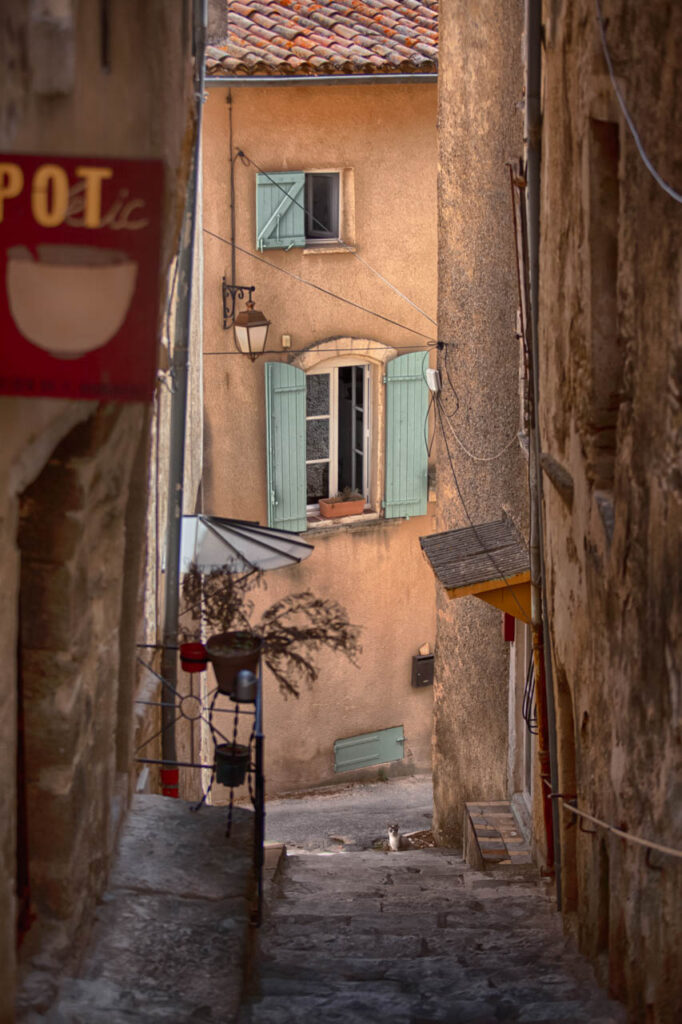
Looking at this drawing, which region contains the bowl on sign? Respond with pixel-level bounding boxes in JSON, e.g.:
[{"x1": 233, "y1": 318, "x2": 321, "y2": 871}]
[{"x1": 6, "y1": 244, "x2": 138, "y2": 359}]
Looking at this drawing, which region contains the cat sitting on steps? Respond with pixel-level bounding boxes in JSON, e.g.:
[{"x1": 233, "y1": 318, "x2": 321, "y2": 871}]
[{"x1": 387, "y1": 823, "x2": 406, "y2": 851}]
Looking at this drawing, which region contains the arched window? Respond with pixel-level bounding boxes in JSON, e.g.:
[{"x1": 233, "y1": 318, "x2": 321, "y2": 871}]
[{"x1": 265, "y1": 339, "x2": 430, "y2": 531}]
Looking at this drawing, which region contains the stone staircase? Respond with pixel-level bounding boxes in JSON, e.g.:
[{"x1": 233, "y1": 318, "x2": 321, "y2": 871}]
[{"x1": 239, "y1": 847, "x2": 626, "y2": 1024}]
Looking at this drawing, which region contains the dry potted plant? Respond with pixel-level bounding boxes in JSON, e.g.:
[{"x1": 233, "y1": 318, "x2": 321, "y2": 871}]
[
  {"x1": 180, "y1": 565, "x2": 361, "y2": 698},
  {"x1": 318, "y1": 487, "x2": 365, "y2": 519}
]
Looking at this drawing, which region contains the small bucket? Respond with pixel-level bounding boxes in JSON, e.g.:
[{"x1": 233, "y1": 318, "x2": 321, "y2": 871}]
[
  {"x1": 215, "y1": 743, "x2": 251, "y2": 787},
  {"x1": 180, "y1": 642, "x2": 208, "y2": 673}
]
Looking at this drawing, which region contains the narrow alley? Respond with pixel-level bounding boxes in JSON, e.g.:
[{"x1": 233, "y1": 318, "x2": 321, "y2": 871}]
[{"x1": 241, "y1": 847, "x2": 626, "y2": 1023}]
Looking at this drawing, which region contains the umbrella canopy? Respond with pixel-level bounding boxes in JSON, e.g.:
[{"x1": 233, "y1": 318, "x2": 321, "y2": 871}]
[{"x1": 180, "y1": 515, "x2": 314, "y2": 573}]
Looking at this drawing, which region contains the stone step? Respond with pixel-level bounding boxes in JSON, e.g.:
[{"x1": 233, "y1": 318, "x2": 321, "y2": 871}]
[
  {"x1": 255, "y1": 954, "x2": 607, "y2": 995},
  {"x1": 241, "y1": 847, "x2": 626, "y2": 1024},
  {"x1": 241, "y1": 991, "x2": 623, "y2": 1024}
]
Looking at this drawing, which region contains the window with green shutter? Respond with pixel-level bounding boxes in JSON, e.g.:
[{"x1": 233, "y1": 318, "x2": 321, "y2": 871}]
[
  {"x1": 265, "y1": 352, "x2": 428, "y2": 526},
  {"x1": 256, "y1": 171, "x2": 341, "y2": 250},
  {"x1": 384, "y1": 352, "x2": 429, "y2": 519},
  {"x1": 256, "y1": 171, "x2": 306, "y2": 251},
  {"x1": 265, "y1": 363, "x2": 307, "y2": 531}
]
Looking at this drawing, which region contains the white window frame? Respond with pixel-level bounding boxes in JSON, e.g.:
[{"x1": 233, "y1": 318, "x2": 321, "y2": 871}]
[{"x1": 305, "y1": 363, "x2": 370, "y2": 510}]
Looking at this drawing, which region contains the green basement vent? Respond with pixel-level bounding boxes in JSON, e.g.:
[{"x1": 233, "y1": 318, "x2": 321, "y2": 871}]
[{"x1": 333, "y1": 726, "x2": 405, "y2": 773}]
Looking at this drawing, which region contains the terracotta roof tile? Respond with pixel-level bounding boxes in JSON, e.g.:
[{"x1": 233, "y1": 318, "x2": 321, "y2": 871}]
[{"x1": 207, "y1": 0, "x2": 438, "y2": 78}]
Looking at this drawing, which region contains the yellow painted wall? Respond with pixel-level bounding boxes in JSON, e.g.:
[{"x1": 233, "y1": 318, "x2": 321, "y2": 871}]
[{"x1": 201, "y1": 80, "x2": 438, "y2": 794}]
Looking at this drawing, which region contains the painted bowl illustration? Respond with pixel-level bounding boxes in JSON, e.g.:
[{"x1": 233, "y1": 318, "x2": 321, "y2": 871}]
[{"x1": 6, "y1": 244, "x2": 138, "y2": 359}]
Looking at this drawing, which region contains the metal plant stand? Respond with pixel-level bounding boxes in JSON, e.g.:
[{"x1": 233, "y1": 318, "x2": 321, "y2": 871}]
[{"x1": 134, "y1": 651, "x2": 265, "y2": 924}]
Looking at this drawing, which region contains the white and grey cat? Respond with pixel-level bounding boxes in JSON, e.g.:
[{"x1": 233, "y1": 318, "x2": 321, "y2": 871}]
[{"x1": 387, "y1": 823, "x2": 404, "y2": 851}]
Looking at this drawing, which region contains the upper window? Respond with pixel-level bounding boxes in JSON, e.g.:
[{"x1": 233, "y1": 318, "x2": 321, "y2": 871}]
[{"x1": 256, "y1": 170, "x2": 343, "y2": 251}]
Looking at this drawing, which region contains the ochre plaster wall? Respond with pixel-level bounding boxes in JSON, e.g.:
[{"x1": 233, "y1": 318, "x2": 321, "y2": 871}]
[
  {"x1": 434, "y1": 0, "x2": 527, "y2": 845},
  {"x1": 539, "y1": 2, "x2": 682, "y2": 1019},
  {"x1": 201, "y1": 81, "x2": 438, "y2": 793}
]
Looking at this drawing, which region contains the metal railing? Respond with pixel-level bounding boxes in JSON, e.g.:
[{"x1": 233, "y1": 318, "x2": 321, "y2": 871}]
[{"x1": 134, "y1": 651, "x2": 265, "y2": 924}]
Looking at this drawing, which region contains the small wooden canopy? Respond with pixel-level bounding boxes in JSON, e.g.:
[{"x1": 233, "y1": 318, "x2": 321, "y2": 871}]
[{"x1": 420, "y1": 515, "x2": 530, "y2": 623}]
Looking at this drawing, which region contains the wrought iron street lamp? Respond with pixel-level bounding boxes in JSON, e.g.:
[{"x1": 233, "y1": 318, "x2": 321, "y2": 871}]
[{"x1": 222, "y1": 278, "x2": 270, "y2": 360}]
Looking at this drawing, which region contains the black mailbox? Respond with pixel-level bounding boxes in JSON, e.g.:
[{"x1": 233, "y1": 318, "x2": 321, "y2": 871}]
[{"x1": 411, "y1": 654, "x2": 434, "y2": 688}]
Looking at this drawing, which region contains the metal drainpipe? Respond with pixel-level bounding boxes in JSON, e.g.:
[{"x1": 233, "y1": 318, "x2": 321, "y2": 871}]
[
  {"x1": 159, "y1": 0, "x2": 207, "y2": 793},
  {"x1": 525, "y1": 0, "x2": 562, "y2": 905}
]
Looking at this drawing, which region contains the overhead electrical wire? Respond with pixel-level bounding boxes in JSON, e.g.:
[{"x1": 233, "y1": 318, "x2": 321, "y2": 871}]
[
  {"x1": 236, "y1": 150, "x2": 438, "y2": 326},
  {"x1": 434, "y1": 396, "x2": 529, "y2": 623},
  {"x1": 595, "y1": 0, "x2": 682, "y2": 204},
  {"x1": 203, "y1": 227, "x2": 440, "y2": 346}
]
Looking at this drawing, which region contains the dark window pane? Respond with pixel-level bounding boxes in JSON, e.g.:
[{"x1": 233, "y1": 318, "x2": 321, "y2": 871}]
[
  {"x1": 306, "y1": 374, "x2": 329, "y2": 416},
  {"x1": 354, "y1": 453, "x2": 363, "y2": 493},
  {"x1": 306, "y1": 173, "x2": 339, "y2": 239},
  {"x1": 338, "y1": 366, "x2": 353, "y2": 488},
  {"x1": 355, "y1": 408, "x2": 363, "y2": 446},
  {"x1": 339, "y1": 365, "x2": 353, "y2": 400},
  {"x1": 307, "y1": 462, "x2": 329, "y2": 503},
  {"x1": 306, "y1": 418, "x2": 329, "y2": 460},
  {"x1": 354, "y1": 366, "x2": 364, "y2": 404}
]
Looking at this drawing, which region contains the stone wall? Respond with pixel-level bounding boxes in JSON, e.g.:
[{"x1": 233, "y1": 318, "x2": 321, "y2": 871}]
[
  {"x1": 17, "y1": 405, "x2": 149, "y2": 962},
  {"x1": 538, "y1": 1, "x2": 682, "y2": 1019},
  {"x1": 0, "y1": 2, "x2": 196, "y2": 1016},
  {"x1": 434, "y1": 0, "x2": 527, "y2": 845}
]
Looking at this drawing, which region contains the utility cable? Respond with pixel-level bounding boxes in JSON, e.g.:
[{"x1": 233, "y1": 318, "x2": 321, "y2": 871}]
[
  {"x1": 441, "y1": 340, "x2": 460, "y2": 414},
  {"x1": 236, "y1": 150, "x2": 438, "y2": 326},
  {"x1": 439, "y1": 402, "x2": 519, "y2": 463},
  {"x1": 434, "y1": 398, "x2": 529, "y2": 622},
  {"x1": 595, "y1": 0, "x2": 682, "y2": 204},
  {"x1": 204, "y1": 227, "x2": 439, "y2": 343}
]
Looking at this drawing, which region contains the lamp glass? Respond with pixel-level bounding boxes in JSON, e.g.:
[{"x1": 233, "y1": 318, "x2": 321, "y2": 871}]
[{"x1": 234, "y1": 306, "x2": 270, "y2": 358}]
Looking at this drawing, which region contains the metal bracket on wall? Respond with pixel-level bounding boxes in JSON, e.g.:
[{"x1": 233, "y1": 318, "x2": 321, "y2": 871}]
[{"x1": 222, "y1": 280, "x2": 255, "y2": 330}]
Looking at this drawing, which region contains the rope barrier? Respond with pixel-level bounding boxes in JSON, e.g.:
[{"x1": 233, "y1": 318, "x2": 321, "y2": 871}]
[{"x1": 559, "y1": 800, "x2": 682, "y2": 861}]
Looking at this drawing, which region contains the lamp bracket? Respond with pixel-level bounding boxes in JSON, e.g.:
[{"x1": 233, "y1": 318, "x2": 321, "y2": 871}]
[{"x1": 222, "y1": 279, "x2": 256, "y2": 330}]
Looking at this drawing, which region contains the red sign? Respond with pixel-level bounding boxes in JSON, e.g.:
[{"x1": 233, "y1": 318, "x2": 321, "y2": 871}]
[{"x1": 0, "y1": 155, "x2": 164, "y2": 401}]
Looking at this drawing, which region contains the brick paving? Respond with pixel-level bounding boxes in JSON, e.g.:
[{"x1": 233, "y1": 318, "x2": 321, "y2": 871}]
[
  {"x1": 239, "y1": 848, "x2": 626, "y2": 1024},
  {"x1": 465, "y1": 801, "x2": 533, "y2": 869}
]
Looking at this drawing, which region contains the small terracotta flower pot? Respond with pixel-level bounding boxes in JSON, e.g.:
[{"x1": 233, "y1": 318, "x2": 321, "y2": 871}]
[
  {"x1": 215, "y1": 743, "x2": 251, "y2": 787},
  {"x1": 205, "y1": 631, "x2": 262, "y2": 695},
  {"x1": 180, "y1": 642, "x2": 208, "y2": 673}
]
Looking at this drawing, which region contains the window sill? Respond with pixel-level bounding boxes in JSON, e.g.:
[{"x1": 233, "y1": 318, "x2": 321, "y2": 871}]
[
  {"x1": 306, "y1": 509, "x2": 381, "y2": 530},
  {"x1": 303, "y1": 243, "x2": 356, "y2": 255}
]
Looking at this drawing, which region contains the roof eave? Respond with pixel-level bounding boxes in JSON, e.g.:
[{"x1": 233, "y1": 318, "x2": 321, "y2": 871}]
[{"x1": 205, "y1": 71, "x2": 438, "y2": 87}]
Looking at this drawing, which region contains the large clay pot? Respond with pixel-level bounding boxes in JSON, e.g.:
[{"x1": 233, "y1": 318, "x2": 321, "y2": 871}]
[{"x1": 205, "y1": 631, "x2": 262, "y2": 695}]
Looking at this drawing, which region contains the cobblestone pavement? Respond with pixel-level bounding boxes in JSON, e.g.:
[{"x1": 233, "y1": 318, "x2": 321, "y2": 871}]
[
  {"x1": 239, "y1": 848, "x2": 627, "y2": 1024},
  {"x1": 263, "y1": 775, "x2": 434, "y2": 853},
  {"x1": 17, "y1": 797, "x2": 255, "y2": 1024}
]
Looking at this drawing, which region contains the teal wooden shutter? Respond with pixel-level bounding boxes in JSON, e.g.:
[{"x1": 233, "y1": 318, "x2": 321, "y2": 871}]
[
  {"x1": 384, "y1": 352, "x2": 429, "y2": 519},
  {"x1": 256, "y1": 172, "x2": 305, "y2": 250},
  {"x1": 334, "y1": 726, "x2": 405, "y2": 773},
  {"x1": 265, "y1": 363, "x2": 307, "y2": 531}
]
